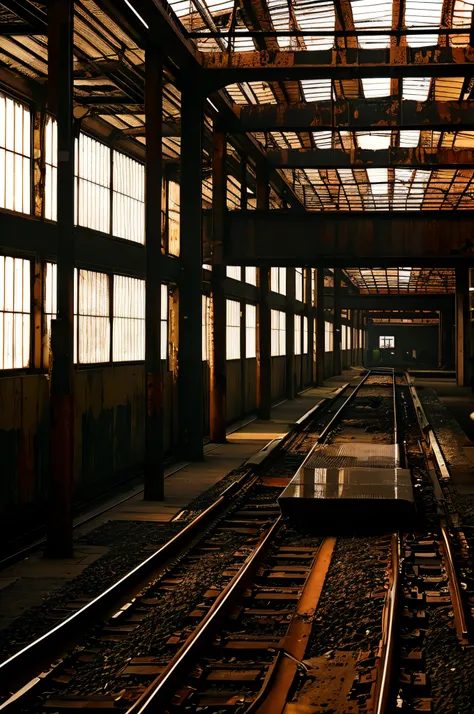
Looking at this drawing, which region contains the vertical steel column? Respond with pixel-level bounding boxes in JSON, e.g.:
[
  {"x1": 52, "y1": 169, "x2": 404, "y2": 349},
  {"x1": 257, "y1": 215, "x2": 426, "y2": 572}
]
[
  {"x1": 239, "y1": 157, "x2": 247, "y2": 414},
  {"x1": 144, "y1": 47, "x2": 164, "y2": 499},
  {"x1": 256, "y1": 164, "x2": 271, "y2": 419},
  {"x1": 305, "y1": 269, "x2": 314, "y2": 385},
  {"x1": 47, "y1": 0, "x2": 74, "y2": 558},
  {"x1": 286, "y1": 268, "x2": 295, "y2": 399},
  {"x1": 316, "y1": 267, "x2": 325, "y2": 386},
  {"x1": 455, "y1": 267, "x2": 471, "y2": 387},
  {"x1": 179, "y1": 83, "x2": 204, "y2": 459},
  {"x1": 333, "y1": 268, "x2": 342, "y2": 376},
  {"x1": 210, "y1": 127, "x2": 227, "y2": 442}
]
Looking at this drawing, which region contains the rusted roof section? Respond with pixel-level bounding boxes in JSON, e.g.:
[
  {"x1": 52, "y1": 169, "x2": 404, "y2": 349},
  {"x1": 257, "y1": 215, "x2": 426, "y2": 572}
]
[{"x1": 345, "y1": 267, "x2": 456, "y2": 293}]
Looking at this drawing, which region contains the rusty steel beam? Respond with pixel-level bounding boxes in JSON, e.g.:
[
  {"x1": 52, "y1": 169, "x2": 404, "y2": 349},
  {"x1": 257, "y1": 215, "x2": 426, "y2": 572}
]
[
  {"x1": 231, "y1": 98, "x2": 474, "y2": 132},
  {"x1": 201, "y1": 46, "x2": 474, "y2": 87},
  {"x1": 267, "y1": 147, "x2": 474, "y2": 169},
  {"x1": 211, "y1": 210, "x2": 474, "y2": 266}
]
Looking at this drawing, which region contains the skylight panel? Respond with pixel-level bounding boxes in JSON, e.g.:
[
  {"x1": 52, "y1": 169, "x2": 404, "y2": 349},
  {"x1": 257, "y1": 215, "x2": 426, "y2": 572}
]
[
  {"x1": 167, "y1": 0, "x2": 194, "y2": 18},
  {"x1": 394, "y1": 168, "x2": 414, "y2": 210},
  {"x1": 350, "y1": 0, "x2": 392, "y2": 48},
  {"x1": 399, "y1": 130, "x2": 421, "y2": 147},
  {"x1": 405, "y1": 0, "x2": 443, "y2": 47},
  {"x1": 367, "y1": 168, "x2": 389, "y2": 210},
  {"x1": 313, "y1": 131, "x2": 333, "y2": 148},
  {"x1": 266, "y1": 0, "x2": 291, "y2": 49},
  {"x1": 403, "y1": 77, "x2": 431, "y2": 101},
  {"x1": 357, "y1": 132, "x2": 391, "y2": 150},
  {"x1": 451, "y1": 0, "x2": 474, "y2": 46},
  {"x1": 293, "y1": 0, "x2": 335, "y2": 50},
  {"x1": 301, "y1": 80, "x2": 332, "y2": 102},
  {"x1": 362, "y1": 78, "x2": 391, "y2": 98}
]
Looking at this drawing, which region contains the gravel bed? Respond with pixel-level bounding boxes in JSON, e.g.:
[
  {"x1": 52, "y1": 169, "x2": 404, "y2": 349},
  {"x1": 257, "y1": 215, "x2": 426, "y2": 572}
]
[
  {"x1": 0, "y1": 464, "x2": 262, "y2": 663},
  {"x1": 306, "y1": 536, "x2": 390, "y2": 658},
  {"x1": 418, "y1": 388, "x2": 474, "y2": 526},
  {"x1": 424, "y1": 607, "x2": 474, "y2": 714},
  {"x1": 40, "y1": 528, "x2": 257, "y2": 700}
]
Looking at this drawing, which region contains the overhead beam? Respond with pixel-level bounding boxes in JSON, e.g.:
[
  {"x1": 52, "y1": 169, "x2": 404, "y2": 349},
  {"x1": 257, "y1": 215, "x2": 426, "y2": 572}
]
[
  {"x1": 325, "y1": 293, "x2": 453, "y2": 310},
  {"x1": 201, "y1": 46, "x2": 474, "y2": 87},
  {"x1": 267, "y1": 147, "x2": 474, "y2": 169},
  {"x1": 231, "y1": 98, "x2": 474, "y2": 133},
  {"x1": 202, "y1": 210, "x2": 474, "y2": 266},
  {"x1": 0, "y1": 0, "x2": 47, "y2": 30}
]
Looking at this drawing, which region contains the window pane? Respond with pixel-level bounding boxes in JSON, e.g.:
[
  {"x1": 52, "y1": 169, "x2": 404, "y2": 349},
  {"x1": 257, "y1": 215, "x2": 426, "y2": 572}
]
[
  {"x1": 113, "y1": 275, "x2": 145, "y2": 362},
  {"x1": 226, "y1": 299, "x2": 240, "y2": 359},
  {"x1": 246, "y1": 303, "x2": 256, "y2": 358},
  {"x1": 112, "y1": 151, "x2": 145, "y2": 244},
  {"x1": 0, "y1": 255, "x2": 30, "y2": 369},
  {"x1": 76, "y1": 134, "x2": 110, "y2": 233},
  {"x1": 0, "y1": 93, "x2": 30, "y2": 216},
  {"x1": 78, "y1": 269, "x2": 110, "y2": 363}
]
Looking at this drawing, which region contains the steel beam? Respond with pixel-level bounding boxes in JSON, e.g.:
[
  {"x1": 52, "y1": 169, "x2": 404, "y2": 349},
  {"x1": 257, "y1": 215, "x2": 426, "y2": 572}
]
[
  {"x1": 213, "y1": 210, "x2": 474, "y2": 266},
  {"x1": 333, "y1": 268, "x2": 342, "y2": 375},
  {"x1": 232, "y1": 99, "x2": 474, "y2": 133},
  {"x1": 256, "y1": 164, "x2": 272, "y2": 420},
  {"x1": 144, "y1": 47, "x2": 164, "y2": 500},
  {"x1": 179, "y1": 82, "x2": 205, "y2": 459},
  {"x1": 47, "y1": 0, "x2": 74, "y2": 559},
  {"x1": 1, "y1": 0, "x2": 46, "y2": 30},
  {"x1": 202, "y1": 46, "x2": 474, "y2": 87},
  {"x1": 267, "y1": 146, "x2": 474, "y2": 169},
  {"x1": 316, "y1": 267, "x2": 325, "y2": 385},
  {"x1": 210, "y1": 127, "x2": 227, "y2": 443}
]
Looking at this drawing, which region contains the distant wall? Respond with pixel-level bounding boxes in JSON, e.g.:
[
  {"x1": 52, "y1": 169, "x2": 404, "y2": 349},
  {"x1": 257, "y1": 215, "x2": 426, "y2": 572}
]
[{"x1": 367, "y1": 324, "x2": 439, "y2": 367}]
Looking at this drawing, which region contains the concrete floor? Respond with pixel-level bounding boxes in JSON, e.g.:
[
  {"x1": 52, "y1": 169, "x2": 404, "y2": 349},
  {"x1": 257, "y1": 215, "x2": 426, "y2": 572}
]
[
  {"x1": 415, "y1": 377, "x2": 474, "y2": 443},
  {"x1": 0, "y1": 372, "x2": 353, "y2": 632}
]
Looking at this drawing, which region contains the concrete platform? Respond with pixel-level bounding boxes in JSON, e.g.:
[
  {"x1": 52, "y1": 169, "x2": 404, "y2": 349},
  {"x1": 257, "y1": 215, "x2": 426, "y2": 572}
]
[{"x1": 0, "y1": 373, "x2": 355, "y2": 632}]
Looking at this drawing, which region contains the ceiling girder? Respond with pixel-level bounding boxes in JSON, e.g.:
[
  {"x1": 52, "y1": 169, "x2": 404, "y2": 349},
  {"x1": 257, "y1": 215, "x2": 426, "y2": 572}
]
[
  {"x1": 267, "y1": 147, "x2": 474, "y2": 169},
  {"x1": 230, "y1": 98, "x2": 474, "y2": 132}
]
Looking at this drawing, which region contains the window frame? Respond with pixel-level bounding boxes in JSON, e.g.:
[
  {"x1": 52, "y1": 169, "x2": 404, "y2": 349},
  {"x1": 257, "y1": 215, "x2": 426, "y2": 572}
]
[
  {"x1": 0, "y1": 253, "x2": 32, "y2": 372},
  {"x1": 379, "y1": 335, "x2": 395, "y2": 349}
]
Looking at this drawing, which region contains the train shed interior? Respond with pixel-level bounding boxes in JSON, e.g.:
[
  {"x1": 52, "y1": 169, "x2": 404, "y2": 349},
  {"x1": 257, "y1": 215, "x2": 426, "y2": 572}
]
[{"x1": 2, "y1": 1, "x2": 474, "y2": 712}]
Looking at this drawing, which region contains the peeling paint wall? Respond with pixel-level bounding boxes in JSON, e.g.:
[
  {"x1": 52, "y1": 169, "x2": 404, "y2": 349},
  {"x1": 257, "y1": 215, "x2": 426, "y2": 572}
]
[
  {"x1": 0, "y1": 375, "x2": 50, "y2": 534},
  {"x1": 271, "y1": 356, "x2": 286, "y2": 402}
]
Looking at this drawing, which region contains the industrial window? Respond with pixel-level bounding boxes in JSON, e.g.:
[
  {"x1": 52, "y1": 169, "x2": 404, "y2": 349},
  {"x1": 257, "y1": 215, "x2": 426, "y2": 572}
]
[
  {"x1": 303, "y1": 316, "x2": 308, "y2": 354},
  {"x1": 113, "y1": 275, "x2": 145, "y2": 362},
  {"x1": 294, "y1": 314, "x2": 302, "y2": 356},
  {"x1": 270, "y1": 267, "x2": 286, "y2": 295},
  {"x1": 75, "y1": 134, "x2": 111, "y2": 234},
  {"x1": 44, "y1": 116, "x2": 57, "y2": 221},
  {"x1": 202, "y1": 294, "x2": 210, "y2": 361},
  {"x1": 347, "y1": 325, "x2": 351, "y2": 350},
  {"x1": 43, "y1": 261, "x2": 57, "y2": 366},
  {"x1": 0, "y1": 255, "x2": 30, "y2": 369},
  {"x1": 341, "y1": 325, "x2": 347, "y2": 350},
  {"x1": 295, "y1": 268, "x2": 304, "y2": 302},
  {"x1": 0, "y1": 92, "x2": 31, "y2": 215},
  {"x1": 246, "y1": 303, "x2": 256, "y2": 358},
  {"x1": 226, "y1": 299, "x2": 241, "y2": 360},
  {"x1": 271, "y1": 309, "x2": 286, "y2": 356},
  {"x1": 360, "y1": 329, "x2": 363, "y2": 349},
  {"x1": 245, "y1": 267, "x2": 257, "y2": 286},
  {"x1": 77, "y1": 269, "x2": 110, "y2": 364},
  {"x1": 325, "y1": 322, "x2": 333, "y2": 352},
  {"x1": 160, "y1": 284, "x2": 168, "y2": 361},
  {"x1": 226, "y1": 266, "x2": 241, "y2": 280},
  {"x1": 380, "y1": 335, "x2": 395, "y2": 349},
  {"x1": 113, "y1": 152, "x2": 145, "y2": 244},
  {"x1": 168, "y1": 180, "x2": 180, "y2": 256}
]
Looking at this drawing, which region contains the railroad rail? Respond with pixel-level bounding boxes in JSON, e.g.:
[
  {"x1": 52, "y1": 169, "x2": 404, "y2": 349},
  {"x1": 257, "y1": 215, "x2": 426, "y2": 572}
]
[
  {"x1": 0, "y1": 371, "x2": 371, "y2": 712},
  {"x1": 3, "y1": 368, "x2": 469, "y2": 714}
]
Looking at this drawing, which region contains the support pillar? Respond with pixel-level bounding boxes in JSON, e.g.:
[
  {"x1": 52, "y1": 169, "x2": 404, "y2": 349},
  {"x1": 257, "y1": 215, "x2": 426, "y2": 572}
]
[
  {"x1": 144, "y1": 47, "x2": 164, "y2": 499},
  {"x1": 179, "y1": 83, "x2": 204, "y2": 459},
  {"x1": 256, "y1": 165, "x2": 271, "y2": 419},
  {"x1": 210, "y1": 127, "x2": 227, "y2": 442},
  {"x1": 286, "y1": 268, "x2": 295, "y2": 399},
  {"x1": 47, "y1": 0, "x2": 74, "y2": 558},
  {"x1": 455, "y1": 267, "x2": 471, "y2": 387},
  {"x1": 305, "y1": 268, "x2": 313, "y2": 386},
  {"x1": 239, "y1": 156, "x2": 247, "y2": 414},
  {"x1": 316, "y1": 267, "x2": 325, "y2": 386},
  {"x1": 442, "y1": 305, "x2": 455, "y2": 369},
  {"x1": 438, "y1": 310, "x2": 443, "y2": 367},
  {"x1": 333, "y1": 268, "x2": 342, "y2": 376}
]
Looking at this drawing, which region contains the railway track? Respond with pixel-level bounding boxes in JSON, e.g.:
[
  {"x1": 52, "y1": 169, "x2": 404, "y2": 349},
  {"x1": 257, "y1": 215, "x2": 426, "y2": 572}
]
[
  {"x1": 0, "y1": 372, "x2": 369, "y2": 713},
  {"x1": 1, "y1": 368, "x2": 472, "y2": 714}
]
